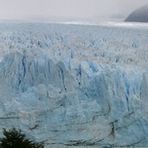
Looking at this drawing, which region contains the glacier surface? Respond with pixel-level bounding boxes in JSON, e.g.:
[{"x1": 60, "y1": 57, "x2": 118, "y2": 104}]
[{"x1": 0, "y1": 23, "x2": 148, "y2": 147}]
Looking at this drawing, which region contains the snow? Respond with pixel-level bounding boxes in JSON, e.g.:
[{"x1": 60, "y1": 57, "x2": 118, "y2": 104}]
[{"x1": 0, "y1": 22, "x2": 147, "y2": 147}]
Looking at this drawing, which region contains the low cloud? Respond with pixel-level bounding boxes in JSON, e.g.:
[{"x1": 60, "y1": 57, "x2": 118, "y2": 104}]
[{"x1": 0, "y1": 0, "x2": 147, "y2": 21}]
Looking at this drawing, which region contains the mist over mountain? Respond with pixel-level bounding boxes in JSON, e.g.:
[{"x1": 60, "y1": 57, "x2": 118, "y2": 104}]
[{"x1": 125, "y1": 5, "x2": 148, "y2": 22}]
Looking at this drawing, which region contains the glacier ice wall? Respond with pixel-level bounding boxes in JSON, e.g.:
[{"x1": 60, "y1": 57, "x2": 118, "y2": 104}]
[{"x1": 0, "y1": 23, "x2": 148, "y2": 147}]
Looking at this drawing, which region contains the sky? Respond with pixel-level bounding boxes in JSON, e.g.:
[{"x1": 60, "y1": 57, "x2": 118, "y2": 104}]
[{"x1": 0, "y1": 0, "x2": 148, "y2": 22}]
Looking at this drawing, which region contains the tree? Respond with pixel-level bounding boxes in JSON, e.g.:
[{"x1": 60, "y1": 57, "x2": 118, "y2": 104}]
[{"x1": 0, "y1": 128, "x2": 44, "y2": 148}]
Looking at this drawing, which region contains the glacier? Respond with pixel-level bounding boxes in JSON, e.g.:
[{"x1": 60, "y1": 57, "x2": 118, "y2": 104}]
[{"x1": 0, "y1": 23, "x2": 148, "y2": 147}]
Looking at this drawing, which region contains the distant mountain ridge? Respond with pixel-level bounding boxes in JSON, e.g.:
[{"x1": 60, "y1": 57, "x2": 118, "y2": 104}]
[{"x1": 125, "y1": 5, "x2": 148, "y2": 22}]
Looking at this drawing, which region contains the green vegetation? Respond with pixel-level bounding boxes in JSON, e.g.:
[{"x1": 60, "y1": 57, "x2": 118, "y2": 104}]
[{"x1": 0, "y1": 128, "x2": 44, "y2": 148}]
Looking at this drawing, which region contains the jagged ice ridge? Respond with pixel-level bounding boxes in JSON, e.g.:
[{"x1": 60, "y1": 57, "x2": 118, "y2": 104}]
[{"x1": 0, "y1": 23, "x2": 148, "y2": 147}]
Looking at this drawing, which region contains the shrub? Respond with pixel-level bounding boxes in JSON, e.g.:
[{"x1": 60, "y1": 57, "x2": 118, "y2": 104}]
[{"x1": 0, "y1": 128, "x2": 44, "y2": 148}]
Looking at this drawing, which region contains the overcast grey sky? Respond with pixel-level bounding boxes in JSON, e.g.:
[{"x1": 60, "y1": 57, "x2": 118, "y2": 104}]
[{"x1": 0, "y1": 0, "x2": 148, "y2": 21}]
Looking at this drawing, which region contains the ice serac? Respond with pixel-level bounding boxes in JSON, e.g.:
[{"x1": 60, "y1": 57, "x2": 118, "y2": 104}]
[{"x1": 0, "y1": 23, "x2": 148, "y2": 147}]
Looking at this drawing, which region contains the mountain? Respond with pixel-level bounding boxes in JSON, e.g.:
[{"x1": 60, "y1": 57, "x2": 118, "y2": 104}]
[
  {"x1": 125, "y1": 5, "x2": 148, "y2": 22},
  {"x1": 0, "y1": 23, "x2": 148, "y2": 147}
]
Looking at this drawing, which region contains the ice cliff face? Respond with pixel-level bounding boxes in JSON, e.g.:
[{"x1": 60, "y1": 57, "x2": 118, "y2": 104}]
[{"x1": 0, "y1": 23, "x2": 148, "y2": 147}]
